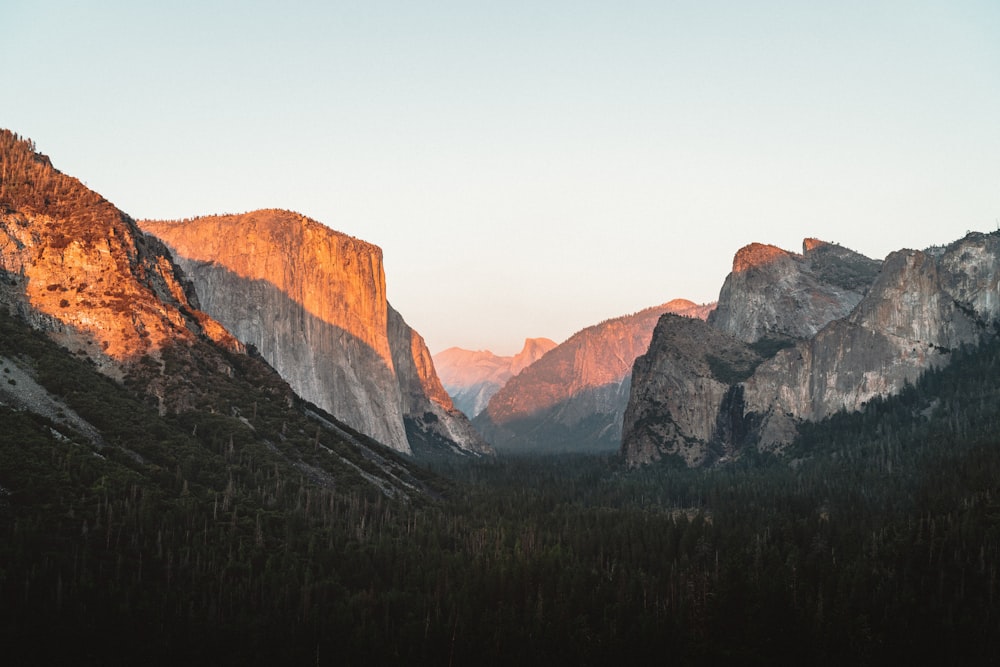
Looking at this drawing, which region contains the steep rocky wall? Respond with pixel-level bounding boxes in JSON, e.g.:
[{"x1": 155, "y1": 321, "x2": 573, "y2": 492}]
[
  {"x1": 141, "y1": 211, "x2": 392, "y2": 363},
  {"x1": 0, "y1": 131, "x2": 240, "y2": 382},
  {"x1": 157, "y1": 256, "x2": 409, "y2": 451},
  {"x1": 622, "y1": 233, "x2": 1000, "y2": 467},
  {"x1": 388, "y1": 306, "x2": 491, "y2": 455},
  {"x1": 477, "y1": 300, "x2": 713, "y2": 453},
  {"x1": 621, "y1": 314, "x2": 762, "y2": 466},
  {"x1": 745, "y1": 242, "x2": 994, "y2": 450},
  {"x1": 708, "y1": 239, "x2": 880, "y2": 343},
  {"x1": 142, "y1": 212, "x2": 411, "y2": 452},
  {"x1": 141, "y1": 211, "x2": 488, "y2": 456}
]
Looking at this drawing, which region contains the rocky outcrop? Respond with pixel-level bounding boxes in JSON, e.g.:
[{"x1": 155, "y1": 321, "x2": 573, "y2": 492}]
[
  {"x1": 433, "y1": 337, "x2": 557, "y2": 417},
  {"x1": 0, "y1": 130, "x2": 241, "y2": 387},
  {"x1": 622, "y1": 314, "x2": 765, "y2": 466},
  {"x1": 622, "y1": 234, "x2": 1000, "y2": 467},
  {"x1": 708, "y1": 239, "x2": 881, "y2": 343},
  {"x1": 475, "y1": 300, "x2": 714, "y2": 453},
  {"x1": 140, "y1": 211, "x2": 488, "y2": 456},
  {"x1": 744, "y1": 242, "x2": 993, "y2": 450},
  {"x1": 388, "y1": 305, "x2": 492, "y2": 456}
]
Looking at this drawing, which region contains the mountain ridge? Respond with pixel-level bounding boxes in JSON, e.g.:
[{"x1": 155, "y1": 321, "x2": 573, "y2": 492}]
[
  {"x1": 140, "y1": 211, "x2": 490, "y2": 457},
  {"x1": 433, "y1": 337, "x2": 558, "y2": 417},
  {"x1": 622, "y1": 233, "x2": 1000, "y2": 466},
  {"x1": 475, "y1": 299, "x2": 715, "y2": 453},
  {"x1": 0, "y1": 128, "x2": 439, "y2": 497},
  {"x1": 0, "y1": 130, "x2": 242, "y2": 383}
]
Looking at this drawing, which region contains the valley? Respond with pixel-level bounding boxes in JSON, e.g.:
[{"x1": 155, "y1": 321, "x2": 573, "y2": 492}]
[{"x1": 3, "y1": 128, "x2": 1000, "y2": 664}]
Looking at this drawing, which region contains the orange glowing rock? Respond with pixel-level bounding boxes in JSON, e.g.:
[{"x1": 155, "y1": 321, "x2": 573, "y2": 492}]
[
  {"x1": 731, "y1": 243, "x2": 792, "y2": 273},
  {"x1": 0, "y1": 130, "x2": 239, "y2": 374},
  {"x1": 140, "y1": 211, "x2": 394, "y2": 371}
]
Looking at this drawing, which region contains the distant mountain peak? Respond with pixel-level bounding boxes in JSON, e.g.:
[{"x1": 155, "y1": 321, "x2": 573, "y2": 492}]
[
  {"x1": 474, "y1": 298, "x2": 714, "y2": 453},
  {"x1": 433, "y1": 337, "x2": 557, "y2": 418},
  {"x1": 512, "y1": 337, "x2": 557, "y2": 374},
  {"x1": 521, "y1": 336, "x2": 557, "y2": 350}
]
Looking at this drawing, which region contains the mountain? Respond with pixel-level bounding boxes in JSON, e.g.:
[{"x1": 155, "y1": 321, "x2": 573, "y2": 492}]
[
  {"x1": 0, "y1": 132, "x2": 241, "y2": 379},
  {"x1": 5, "y1": 130, "x2": 999, "y2": 664},
  {"x1": 707, "y1": 238, "x2": 881, "y2": 343},
  {"x1": 140, "y1": 211, "x2": 490, "y2": 457},
  {"x1": 622, "y1": 234, "x2": 1000, "y2": 466},
  {"x1": 0, "y1": 128, "x2": 441, "y2": 489},
  {"x1": 0, "y1": 129, "x2": 462, "y2": 663},
  {"x1": 621, "y1": 313, "x2": 764, "y2": 467},
  {"x1": 475, "y1": 299, "x2": 714, "y2": 453},
  {"x1": 433, "y1": 337, "x2": 557, "y2": 417},
  {"x1": 387, "y1": 304, "x2": 493, "y2": 457}
]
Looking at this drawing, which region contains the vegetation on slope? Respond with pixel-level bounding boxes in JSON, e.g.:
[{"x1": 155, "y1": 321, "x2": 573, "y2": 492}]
[
  {"x1": 0, "y1": 307, "x2": 447, "y2": 664},
  {"x1": 4, "y1": 314, "x2": 1000, "y2": 665}
]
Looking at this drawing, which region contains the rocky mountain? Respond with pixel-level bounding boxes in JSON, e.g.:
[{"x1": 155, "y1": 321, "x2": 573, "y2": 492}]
[
  {"x1": 433, "y1": 337, "x2": 557, "y2": 417},
  {"x1": 622, "y1": 314, "x2": 764, "y2": 467},
  {"x1": 387, "y1": 305, "x2": 493, "y2": 456},
  {"x1": 707, "y1": 238, "x2": 881, "y2": 343},
  {"x1": 0, "y1": 128, "x2": 437, "y2": 499},
  {"x1": 0, "y1": 131, "x2": 240, "y2": 380},
  {"x1": 622, "y1": 234, "x2": 1000, "y2": 466},
  {"x1": 475, "y1": 299, "x2": 714, "y2": 453},
  {"x1": 140, "y1": 211, "x2": 489, "y2": 457}
]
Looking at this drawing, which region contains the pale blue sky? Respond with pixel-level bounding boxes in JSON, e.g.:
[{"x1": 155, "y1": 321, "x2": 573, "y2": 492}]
[{"x1": 4, "y1": 1, "x2": 999, "y2": 354}]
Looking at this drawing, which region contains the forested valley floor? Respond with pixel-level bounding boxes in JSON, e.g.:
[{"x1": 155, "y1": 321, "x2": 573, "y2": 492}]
[{"x1": 3, "y1": 318, "x2": 1000, "y2": 665}]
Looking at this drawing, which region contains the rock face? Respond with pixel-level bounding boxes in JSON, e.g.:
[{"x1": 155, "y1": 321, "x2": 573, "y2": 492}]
[
  {"x1": 743, "y1": 242, "x2": 994, "y2": 450},
  {"x1": 475, "y1": 300, "x2": 714, "y2": 453},
  {"x1": 388, "y1": 305, "x2": 493, "y2": 456},
  {"x1": 433, "y1": 337, "x2": 557, "y2": 417},
  {"x1": 622, "y1": 315, "x2": 763, "y2": 467},
  {"x1": 140, "y1": 211, "x2": 488, "y2": 456},
  {"x1": 708, "y1": 238, "x2": 881, "y2": 343},
  {"x1": 0, "y1": 130, "x2": 241, "y2": 387},
  {"x1": 622, "y1": 234, "x2": 1000, "y2": 467}
]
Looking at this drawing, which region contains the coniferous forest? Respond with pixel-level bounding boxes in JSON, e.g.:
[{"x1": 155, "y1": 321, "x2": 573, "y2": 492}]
[{"x1": 3, "y1": 301, "x2": 1000, "y2": 665}]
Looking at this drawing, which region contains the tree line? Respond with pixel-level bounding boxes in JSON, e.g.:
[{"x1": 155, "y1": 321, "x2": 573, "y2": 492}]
[{"x1": 3, "y1": 311, "x2": 1000, "y2": 664}]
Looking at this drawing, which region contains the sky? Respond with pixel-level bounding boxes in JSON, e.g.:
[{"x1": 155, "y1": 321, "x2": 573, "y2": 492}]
[{"x1": 3, "y1": 1, "x2": 999, "y2": 355}]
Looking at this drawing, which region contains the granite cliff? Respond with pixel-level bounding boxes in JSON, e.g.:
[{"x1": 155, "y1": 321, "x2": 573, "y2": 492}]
[
  {"x1": 0, "y1": 127, "x2": 456, "y2": 566},
  {"x1": 744, "y1": 238, "x2": 998, "y2": 450},
  {"x1": 388, "y1": 305, "x2": 493, "y2": 456},
  {"x1": 475, "y1": 300, "x2": 714, "y2": 453},
  {"x1": 0, "y1": 130, "x2": 241, "y2": 395},
  {"x1": 622, "y1": 314, "x2": 764, "y2": 467},
  {"x1": 708, "y1": 238, "x2": 881, "y2": 343},
  {"x1": 141, "y1": 211, "x2": 488, "y2": 456},
  {"x1": 433, "y1": 337, "x2": 557, "y2": 418},
  {"x1": 622, "y1": 234, "x2": 1000, "y2": 466}
]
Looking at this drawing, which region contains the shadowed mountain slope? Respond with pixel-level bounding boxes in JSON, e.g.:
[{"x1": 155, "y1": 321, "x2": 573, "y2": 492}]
[
  {"x1": 475, "y1": 300, "x2": 714, "y2": 453},
  {"x1": 141, "y1": 211, "x2": 489, "y2": 457},
  {"x1": 623, "y1": 235, "x2": 1000, "y2": 466}
]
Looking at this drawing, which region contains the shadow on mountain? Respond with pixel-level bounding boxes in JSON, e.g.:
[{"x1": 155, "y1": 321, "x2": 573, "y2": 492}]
[
  {"x1": 473, "y1": 379, "x2": 632, "y2": 454},
  {"x1": 164, "y1": 258, "x2": 410, "y2": 451}
]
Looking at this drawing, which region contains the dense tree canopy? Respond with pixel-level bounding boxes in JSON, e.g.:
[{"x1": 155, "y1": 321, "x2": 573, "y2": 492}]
[{"x1": 3, "y1": 308, "x2": 1000, "y2": 664}]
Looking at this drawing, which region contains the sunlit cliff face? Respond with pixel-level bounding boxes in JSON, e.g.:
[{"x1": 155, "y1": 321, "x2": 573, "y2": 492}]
[
  {"x1": 731, "y1": 243, "x2": 793, "y2": 273},
  {"x1": 140, "y1": 211, "x2": 394, "y2": 372},
  {"x1": 0, "y1": 131, "x2": 239, "y2": 370},
  {"x1": 407, "y1": 325, "x2": 453, "y2": 409}
]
